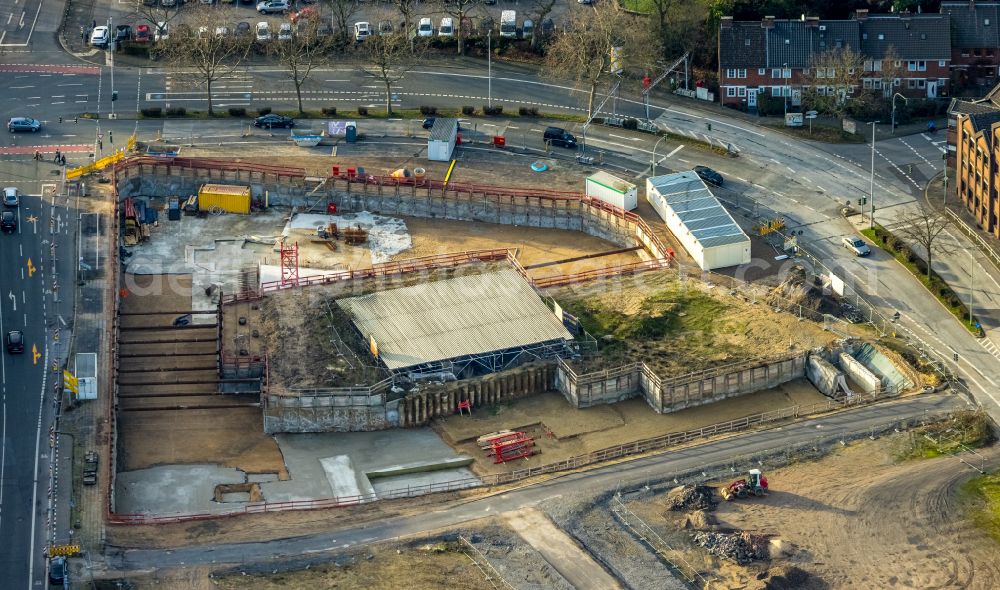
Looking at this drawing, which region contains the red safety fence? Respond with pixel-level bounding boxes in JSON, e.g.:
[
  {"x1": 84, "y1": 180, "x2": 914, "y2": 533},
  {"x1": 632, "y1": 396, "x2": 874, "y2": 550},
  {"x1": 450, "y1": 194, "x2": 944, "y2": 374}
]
[{"x1": 533, "y1": 259, "x2": 673, "y2": 289}]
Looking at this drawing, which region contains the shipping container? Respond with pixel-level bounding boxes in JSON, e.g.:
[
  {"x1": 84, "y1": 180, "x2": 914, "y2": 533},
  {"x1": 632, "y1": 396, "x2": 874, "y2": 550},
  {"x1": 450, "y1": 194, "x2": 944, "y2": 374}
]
[
  {"x1": 427, "y1": 118, "x2": 458, "y2": 161},
  {"x1": 586, "y1": 171, "x2": 637, "y2": 211},
  {"x1": 198, "y1": 184, "x2": 251, "y2": 215}
]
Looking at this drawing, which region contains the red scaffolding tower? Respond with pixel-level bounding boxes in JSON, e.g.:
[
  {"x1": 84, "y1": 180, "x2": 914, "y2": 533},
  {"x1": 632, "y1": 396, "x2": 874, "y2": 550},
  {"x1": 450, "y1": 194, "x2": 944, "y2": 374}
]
[{"x1": 280, "y1": 241, "x2": 299, "y2": 287}]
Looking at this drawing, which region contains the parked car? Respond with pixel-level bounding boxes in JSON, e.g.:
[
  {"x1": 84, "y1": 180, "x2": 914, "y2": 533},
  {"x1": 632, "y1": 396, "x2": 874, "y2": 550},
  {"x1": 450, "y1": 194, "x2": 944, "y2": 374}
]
[
  {"x1": 417, "y1": 17, "x2": 432, "y2": 37},
  {"x1": 438, "y1": 17, "x2": 454, "y2": 37},
  {"x1": 161, "y1": 0, "x2": 177, "y2": 6},
  {"x1": 236, "y1": 22, "x2": 251, "y2": 36},
  {"x1": 522, "y1": 19, "x2": 534, "y2": 39},
  {"x1": 3, "y1": 187, "x2": 19, "y2": 207},
  {"x1": 257, "y1": 0, "x2": 288, "y2": 14},
  {"x1": 354, "y1": 21, "x2": 371, "y2": 41},
  {"x1": 47, "y1": 556, "x2": 65, "y2": 584},
  {"x1": 290, "y1": 6, "x2": 318, "y2": 24},
  {"x1": 197, "y1": 26, "x2": 209, "y2": 38},
  {"x1": 378, "y1": 20, "x2": 393, "y2": 34},
  {"x1": 255, "y1": 21, "x2": 270, "y2": 41},
  {"x1": 1, "y1": 210, "x2": 17, "y2": 233},
  {"x1": 544, "y1": 126, "x2": 576, "y2": 149},
  {"x1": 541, "y1": 18, "x2": 554, "y2": 34},
  {"x1": 114, "y1": 24, "x2": 132, "y2": 43},
  {"x1": 215, "y1": 26, "x2": 230, "y2": 37},
  {"x1": 90, "y1": 25, "x2": 110, "y2": 47},
  {"x1": 8, "y1": 117, "x2": 41, "y2": 133},
  {"x1": 254, "y1": 114, "x2": 294, "y2": 128},
  {"x1": 421, "y1": 118, "x2": 461, "y2": 131},
  {"x1": 154, "y1": 22, "x2": 170, "y2": 42},
  {"x1": 842, "y1": 236, "x2": 871, "y2": 257},
  {"x1": 135, "y1": 24, "x2": 151, "y2": 42},
  {"x1": 694, "y1": 165, "x2": 724, "y2": 186},
  {"x1": 278, "y1": 22, "x2": 293, "y2": 40}
]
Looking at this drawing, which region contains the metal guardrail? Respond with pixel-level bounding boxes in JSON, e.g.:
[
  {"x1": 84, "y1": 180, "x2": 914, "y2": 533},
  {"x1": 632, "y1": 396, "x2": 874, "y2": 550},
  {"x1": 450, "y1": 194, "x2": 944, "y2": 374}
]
[{"x1": 944, "y1": 207, "x2": 1000, "y2": 274}]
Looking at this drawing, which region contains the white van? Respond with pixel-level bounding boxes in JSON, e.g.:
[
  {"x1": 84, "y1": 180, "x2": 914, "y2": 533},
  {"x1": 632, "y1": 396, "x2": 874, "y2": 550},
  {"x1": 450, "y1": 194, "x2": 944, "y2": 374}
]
[
  {"x1": 522, "y1": 19, "x2": 533, "y2": 39},
  {"x1": 417, "y1": 17, "x2": 433, "y2": 37},
  {"x1": 438, "y1": 17, "x2": 454, "y2": 37},
  {"x1": 499, "y1": 10, "x2": 516, "y2": 38}
]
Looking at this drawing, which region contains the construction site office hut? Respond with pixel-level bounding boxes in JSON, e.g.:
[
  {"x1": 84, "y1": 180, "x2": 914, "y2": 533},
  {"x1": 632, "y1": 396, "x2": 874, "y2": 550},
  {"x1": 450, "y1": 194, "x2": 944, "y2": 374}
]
[
  {"x1": 337, "y1": 268, "x2": 575, "y2": 379},
  {"x1": 427, "y1": 118, "x2": 459, "y2": 162},
  {"x1": 646, "y1": 171, "x2": 751, "y2": 270}
]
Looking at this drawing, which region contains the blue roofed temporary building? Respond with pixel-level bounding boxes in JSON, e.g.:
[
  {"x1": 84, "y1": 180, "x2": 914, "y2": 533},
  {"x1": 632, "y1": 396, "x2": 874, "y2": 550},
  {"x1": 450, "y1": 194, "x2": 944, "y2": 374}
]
[{"x1": 645, "y1": 171, "x2": 751, "y2": 271}]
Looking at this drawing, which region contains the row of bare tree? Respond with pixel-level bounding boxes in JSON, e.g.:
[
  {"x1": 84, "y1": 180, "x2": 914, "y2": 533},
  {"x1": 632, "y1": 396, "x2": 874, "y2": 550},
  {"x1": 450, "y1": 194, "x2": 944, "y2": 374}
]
[{"x1": 153, "y1": 3, "x2": 660, "y2": 118}]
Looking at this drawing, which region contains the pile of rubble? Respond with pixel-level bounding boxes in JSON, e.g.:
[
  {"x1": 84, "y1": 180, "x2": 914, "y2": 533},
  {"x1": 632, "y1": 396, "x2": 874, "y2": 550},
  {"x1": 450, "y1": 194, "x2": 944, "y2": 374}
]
[
  {"x1": 691, "y1": 530, "x2": 769, "y2": 565},
  {"x1": 663, "y1": 485, "x2": 717, "y2": 512}
]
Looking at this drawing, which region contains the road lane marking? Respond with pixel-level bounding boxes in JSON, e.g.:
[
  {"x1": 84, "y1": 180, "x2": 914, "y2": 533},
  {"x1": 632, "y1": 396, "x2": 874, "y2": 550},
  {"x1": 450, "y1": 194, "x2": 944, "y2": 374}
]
[
  {"x1": 26, "y1": 257, "x2": 35, "y2": 277},
  {"x1": 666, "y1": 145, "x2": 684, "y2": 158}
]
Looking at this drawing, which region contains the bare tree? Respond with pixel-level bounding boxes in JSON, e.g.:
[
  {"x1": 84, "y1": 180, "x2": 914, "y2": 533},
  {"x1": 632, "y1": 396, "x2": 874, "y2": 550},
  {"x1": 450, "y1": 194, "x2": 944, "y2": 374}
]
[
  {"x1": 271, "y1": 15, "x2": 335, "y2": 114},
  {"x1": 543, "y1": 3, "x2": 661, "y2": 118},
  {"x1": 893, "y1": 204, "x2": 953, "y2": 280},
  {"x1": 440, "y1": 0, "x2": 480, "y2": 55},
  {"x1": 133, "y1": 1, "x2": 183, "y2": 39},
  {"x1": 392, "y1": 0, "x2": 419, "y2": 40},
  {"x1": 159, "y1": 7, "x2": 253, "y2": 115},
  {"x1": 322, "y1": 0, "x2": 360, "y2": 46},
  {"x1": 802, "y1": 47, "x2": 865, "y2": 120},
  {"x1": 874, "y1": 45, "x2": 907, "y2": 99},
  {"x1": 526, "y1": 0, "x2": 556, "y2": 50},
  {"x1": 360, "y1": 32, "x2": 423, "y2": 116}
]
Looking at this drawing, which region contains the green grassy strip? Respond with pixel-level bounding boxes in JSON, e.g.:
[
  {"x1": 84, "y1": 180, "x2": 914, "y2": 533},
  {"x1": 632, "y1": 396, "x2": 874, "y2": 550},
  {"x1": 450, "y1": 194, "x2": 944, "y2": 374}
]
[
  {"x1": 861, "y1": 226, "x2": 980, "y2": 334},
  {"x1": 962, "y1": 472, "x2": 1000, "y2": 543}
]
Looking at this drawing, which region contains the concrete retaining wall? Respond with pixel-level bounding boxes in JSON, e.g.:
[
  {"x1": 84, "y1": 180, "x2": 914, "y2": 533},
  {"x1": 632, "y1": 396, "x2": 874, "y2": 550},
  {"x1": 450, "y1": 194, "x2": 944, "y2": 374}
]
[
  {"x1": 556, "y1": 363, "x2": 643, "y2": 408},
  {"x1": 329, "y1": 189, "x2": 635, "y2": 249},
  {"x1": 649, "y1": 354, "x2": 807, "y2": 413},
  {"x1": 263, "y1": 391, "x2": 388, "y2": 433},
  {"x1": 116, "y1": 164, "x2": 309, "y2": 204},
  {"x1": 838, "y1": 352, "x2": 881, "y2": 394},
  {"x1": 806, "y1": 354, "x2": 842, "y2": 397},
  {"x1": 854, "y1": 343, "x2": 913, "y2": 393}
]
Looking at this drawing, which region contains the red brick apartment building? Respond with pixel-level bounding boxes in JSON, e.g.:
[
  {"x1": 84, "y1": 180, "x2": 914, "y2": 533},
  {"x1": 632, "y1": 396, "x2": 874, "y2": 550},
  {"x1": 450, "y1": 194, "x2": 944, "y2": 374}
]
[{"x1": 718, "y1": 10, "x2": 950, "y2": 110}]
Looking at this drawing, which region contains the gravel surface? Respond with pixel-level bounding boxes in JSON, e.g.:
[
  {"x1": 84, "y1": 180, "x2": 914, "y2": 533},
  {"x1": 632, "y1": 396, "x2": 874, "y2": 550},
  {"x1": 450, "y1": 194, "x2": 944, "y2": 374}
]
[
  {"x1": 545, "y1": 493, "x2": 689, "y2": 590},
  {"x1": 462, "y1": 523, "x2": 575, "y2": 590}
]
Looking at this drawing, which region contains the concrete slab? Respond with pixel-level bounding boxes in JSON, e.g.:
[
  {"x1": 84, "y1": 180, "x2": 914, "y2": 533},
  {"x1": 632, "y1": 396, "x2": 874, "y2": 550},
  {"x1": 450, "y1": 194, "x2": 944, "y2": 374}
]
[
  {"x1": 320, "y1": 455, "x2": 371, "y2": 499},
  {"x1": 114, "y1": 464, "x2": 245, "y2": 515}
]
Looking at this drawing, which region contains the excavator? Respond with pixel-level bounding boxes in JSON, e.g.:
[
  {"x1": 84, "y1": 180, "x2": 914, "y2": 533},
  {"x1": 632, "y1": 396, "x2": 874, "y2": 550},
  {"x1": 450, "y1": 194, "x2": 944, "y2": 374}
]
[{"x1": 721, "y1": 469, "x2": 769, "y2": 501}]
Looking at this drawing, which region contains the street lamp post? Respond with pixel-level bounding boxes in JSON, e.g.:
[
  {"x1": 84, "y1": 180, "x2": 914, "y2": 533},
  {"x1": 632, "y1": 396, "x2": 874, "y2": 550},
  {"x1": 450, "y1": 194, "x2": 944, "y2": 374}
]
[
  {"x1": 651, "y1": 135, "x2": 666, "y2": 176},
  {"x1": 869, "y1": 120, "x2": 879, "y2": 229},
  {"x1": 942, "y1": 171, "x2": 949, "y2": 205},
  {"x1": 109, "y1": 17, "x2": 115, "y2": 119},
  {"x1": 969, "y1": 250, "x2": 976, "y2": 326},
  {"x1": 890, "y1": 92, "x2": 907, "y2": 135},
  {"x1": 487, "y1": 30, "x2": 492, "y2": 109}
]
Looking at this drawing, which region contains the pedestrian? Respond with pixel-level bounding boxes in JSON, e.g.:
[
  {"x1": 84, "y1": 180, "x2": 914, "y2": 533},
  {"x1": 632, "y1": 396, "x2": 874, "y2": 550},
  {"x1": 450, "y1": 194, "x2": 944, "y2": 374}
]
[
  {"x1": 80, "y1": 26, "x2": 86, "y2": 42},
  {"x1": 98, "y1": 139, "x2": 103, "y2": 151},
  {"x1": 58, "y1": 116, "x2": 62, "y2": 124},
  {"x1": 61, "y1": 154, "x2": 67, "y2": 166},
  {"x1": 92, "y1": 19, "x2": 97, "y2": 30},
  {"x1": 54, "y1": 149, "x2": 61, "y2": 162},
  {"x1": 108, "y1": 131, "x2": 113, "y2": 144}
]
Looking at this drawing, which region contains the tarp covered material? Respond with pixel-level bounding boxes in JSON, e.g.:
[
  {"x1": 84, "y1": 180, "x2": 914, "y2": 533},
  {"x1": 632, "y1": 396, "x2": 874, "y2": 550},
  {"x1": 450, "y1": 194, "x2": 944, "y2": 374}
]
[{"x1": 338, "y1": 269, "x2": 572, "y2": 371}]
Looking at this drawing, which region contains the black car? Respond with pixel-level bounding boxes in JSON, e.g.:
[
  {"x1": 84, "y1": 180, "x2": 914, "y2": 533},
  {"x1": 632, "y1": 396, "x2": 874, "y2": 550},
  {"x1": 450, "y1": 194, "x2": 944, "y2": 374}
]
[
  {"x1": 1, "y1": 210, "x2": 16, "y2": 232},
  {"x1": 543, "y1": 126, "x2": 576, "y2": 149},
  {"x1": 6, "y1": 330, "x2": 24, "y2": 354},
  {"x1": 48, "y1": 556, "x2": 66, "y2": 584},
  {"x1": 694, "y1": 165, "x2": 724, "y2": 186},
  {"x1": 115, "y1": 24, "x2": 132, "y2": 43},
  {"x1": 253, "y1": 114, "x2": 294, "y2": 129}
]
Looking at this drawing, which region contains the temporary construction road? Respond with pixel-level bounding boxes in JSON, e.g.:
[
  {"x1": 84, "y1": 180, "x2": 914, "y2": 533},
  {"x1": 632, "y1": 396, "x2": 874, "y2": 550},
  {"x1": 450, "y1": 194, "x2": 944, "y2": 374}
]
[{"x1": 107, "y1": 392, "x2": 970, "y2": 573}]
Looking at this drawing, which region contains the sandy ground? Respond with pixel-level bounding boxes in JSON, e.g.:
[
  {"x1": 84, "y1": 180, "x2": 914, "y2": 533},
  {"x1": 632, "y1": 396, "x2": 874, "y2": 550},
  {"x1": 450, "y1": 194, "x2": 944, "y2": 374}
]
[
  {"x1": 627, "y1": 437, "x2": 1000, "y2": 590},
  {"x1": 436, "y1": 381, "x2": 827, "y2": 476},
  {"x1": 550, "y1": 272, "x2": 844, "y2": 375},
  {"x1": 117, "y1": 274, "x2": 287, "y2": 478},
  {"x1": 399, "y1": 215, "x2": 640, "y2": 274}
]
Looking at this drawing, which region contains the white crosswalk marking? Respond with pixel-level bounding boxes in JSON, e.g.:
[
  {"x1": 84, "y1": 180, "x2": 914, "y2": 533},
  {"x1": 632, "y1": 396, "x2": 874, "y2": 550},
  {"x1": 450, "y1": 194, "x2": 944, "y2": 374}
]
[{"x1": 979, "y1": 336, "x2": 1000, "y2": 360}]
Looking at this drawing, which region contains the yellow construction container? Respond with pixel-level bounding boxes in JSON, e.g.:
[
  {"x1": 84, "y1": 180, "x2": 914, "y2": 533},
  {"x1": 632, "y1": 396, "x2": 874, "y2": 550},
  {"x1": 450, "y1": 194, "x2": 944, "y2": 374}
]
[{"x1": 198, "y1": 184, "x2": 252, "y2": 215}]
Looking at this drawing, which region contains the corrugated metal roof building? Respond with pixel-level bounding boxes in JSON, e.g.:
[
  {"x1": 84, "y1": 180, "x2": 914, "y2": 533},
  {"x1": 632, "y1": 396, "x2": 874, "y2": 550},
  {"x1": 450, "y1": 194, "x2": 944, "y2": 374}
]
[
  {"x1": 646, "y1": 171, "x2": 751, "y2": 271},
  {"x1": 337, "y1": 269, "x2": 573, "y2": 375}
]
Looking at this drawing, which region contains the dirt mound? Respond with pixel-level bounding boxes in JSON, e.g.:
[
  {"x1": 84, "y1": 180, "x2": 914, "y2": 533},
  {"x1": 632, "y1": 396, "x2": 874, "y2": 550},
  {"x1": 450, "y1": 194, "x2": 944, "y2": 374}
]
[
  {"x1": 682, "y1": 509, "x2": 717, "y2": 529},
  {"x1": 765, "y1": 266, "x2": 840, "y2": 317},
  {"x1": 691, "y1": 530, "x2": 769, "y2": 565},
  {"x1": 664, "y1": 485, "x2": 717, "y2": 512}
]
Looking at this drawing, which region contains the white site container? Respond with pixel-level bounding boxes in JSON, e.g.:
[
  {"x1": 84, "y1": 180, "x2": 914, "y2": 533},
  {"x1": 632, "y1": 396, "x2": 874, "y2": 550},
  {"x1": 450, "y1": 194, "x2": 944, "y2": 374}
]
[
  {"x1": 586, "y1": 171, "x2": 637, "y2": 211},
  {"x1": 427, "y1": 118, "x2": 458, "y2": 161},
  {"x1": 646, "y1": 171, "x2": 751, "y2": 271},
  {"x1": 75, "y1": 352, "x2": 98, "y2": 400}
]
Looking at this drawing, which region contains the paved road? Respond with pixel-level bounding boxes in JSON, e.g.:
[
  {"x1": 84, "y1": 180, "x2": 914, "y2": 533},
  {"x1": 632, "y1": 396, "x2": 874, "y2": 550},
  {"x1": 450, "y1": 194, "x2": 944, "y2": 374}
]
[
  {"x1": 0, "y1": 161, "x2": 77, "y2": 589},
  {"x1": 107, "y1": 392, "x2": 969, "y2": 570}
]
